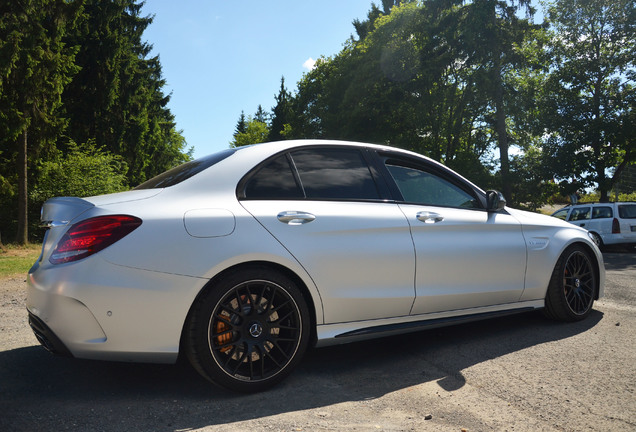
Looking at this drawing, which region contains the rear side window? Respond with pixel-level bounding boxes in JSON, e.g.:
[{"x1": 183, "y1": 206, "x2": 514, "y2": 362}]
[
  {"x1": 569, "y1": 207, "x2": 591, "y2": 221},
  {"x1": 618, "y1": 204, "x2": 636, "y2": 219},
  {"x1": 135, "y1": 149, "x2": 236, "y2": 189},
  {"x1": 592, "y1": 206, "x2": 612, "y2": 219},
  {"x1": 244, "y1": 155, "x2": 303, "y2": 199},
  {"x1": 242, "y1": 147, "x2": 381, "y2": 201},
  {"x1": 290, "y1": 148, "x2": 381, "y2": 200}
]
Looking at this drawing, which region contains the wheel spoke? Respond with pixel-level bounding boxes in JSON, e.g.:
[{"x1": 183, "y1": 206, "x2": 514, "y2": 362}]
[
  {"x1": 563, "y1": 251, "x2": 595, "y2": 315},
  {"x1": 207, "y1": 278, "x2": 304, "y2": 384}
]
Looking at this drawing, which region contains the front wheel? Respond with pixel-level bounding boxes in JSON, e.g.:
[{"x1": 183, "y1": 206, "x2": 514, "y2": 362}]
[
  {"x1": 184, "y1": 267, "x2": 311, "y2": 392},
  {"x1": 544, "y1": 245, "x2": 597, "y2": 322}
]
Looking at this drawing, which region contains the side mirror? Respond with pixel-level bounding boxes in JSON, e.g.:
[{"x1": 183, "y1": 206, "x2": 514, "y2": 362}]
[{"x1": 486, "y1": 190, "x2": 506, "y2": 212}]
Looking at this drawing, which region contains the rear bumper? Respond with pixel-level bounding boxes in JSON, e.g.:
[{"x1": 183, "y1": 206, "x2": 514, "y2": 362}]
[
  {"x1": 28, "y1": 311, "x2": 73, "y2": 357},
  {"x1": 27, "y1": 256, "x2": 206, "y2": 364}
]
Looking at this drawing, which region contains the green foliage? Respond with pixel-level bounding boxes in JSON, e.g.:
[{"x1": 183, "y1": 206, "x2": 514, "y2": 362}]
[
  {"x1": 540, "y1": 0, "x2": 635, "y2": 202},
  {"x1": 230, "y1": 118, "x2": 270, "y2": 148},
  {"x1": 0, "y1": 0, "x2": 189, "y2": 242},
  {"x1": 268, "y1": 77, "x2": 294, "y2": 142},
  {"x1": 509, "y1": 146, "x2": 559, "y2": 211},
  {"x1": 31, "y1": 141, "x2": 129, "y2": 202},
  {"x1": 61, "y1": 0, "x2": 189, "y2": 185},
  {"x1": 0, "y1": 0, "x2": 83, "y2": 243},
  {"x1": 233, "y1": 0, "x2": 630, "y2": 210}
]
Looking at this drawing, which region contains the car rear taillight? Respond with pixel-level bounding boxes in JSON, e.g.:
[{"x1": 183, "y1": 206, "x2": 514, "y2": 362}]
[
  {"x1": 50, "y1": 215, "x2": 142, "y2": 265},
  {"x1": 612, "y1": 217, "x2": 620, "y2": 234}
]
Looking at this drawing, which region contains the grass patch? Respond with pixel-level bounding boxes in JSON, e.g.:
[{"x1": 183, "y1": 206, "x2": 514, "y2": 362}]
[{"x1": 0, "y1": 244, "x2": 41, "y2": 279}]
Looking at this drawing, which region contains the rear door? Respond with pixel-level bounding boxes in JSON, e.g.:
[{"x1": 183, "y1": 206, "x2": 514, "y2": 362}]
[{"x1": 238, "y1": 147, "x2": 416, "y2": 324}]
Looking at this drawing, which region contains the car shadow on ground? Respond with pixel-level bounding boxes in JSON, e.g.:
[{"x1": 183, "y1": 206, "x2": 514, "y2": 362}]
[
  {"x1": 0, "y1": 310, "x2": 602, "y2": 431},
  {"x1": 603, "y1": 250, "x2": 636, "y2": 270}
]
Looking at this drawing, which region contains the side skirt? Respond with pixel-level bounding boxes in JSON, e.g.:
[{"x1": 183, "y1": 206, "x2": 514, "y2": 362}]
[{"x1": 315, "y1": 300, "x2": 544, "y2": 347}]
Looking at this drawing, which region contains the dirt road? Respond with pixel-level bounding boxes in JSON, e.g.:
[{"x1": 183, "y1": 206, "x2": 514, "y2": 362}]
[{"x1": 1, "y1": 252, "x2": 634, "y2": 432}]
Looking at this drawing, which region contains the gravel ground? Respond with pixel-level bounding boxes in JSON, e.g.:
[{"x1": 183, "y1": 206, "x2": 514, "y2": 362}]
[{"x1": 1, "y1": 252, "x2": 634, "y2": 432}]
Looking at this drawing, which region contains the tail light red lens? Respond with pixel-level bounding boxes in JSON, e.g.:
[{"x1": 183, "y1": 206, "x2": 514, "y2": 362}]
[
  {"x1": 50, "y1": 215, "x2": 142, "y2": 265},
  {"x1": 612, "y1": 218, "x2": 620, "y2": 234}
]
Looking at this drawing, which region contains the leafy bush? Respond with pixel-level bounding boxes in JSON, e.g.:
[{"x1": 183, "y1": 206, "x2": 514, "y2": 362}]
[{"x1": 31, "y1": 141, "x2": 129, "y2": 202}]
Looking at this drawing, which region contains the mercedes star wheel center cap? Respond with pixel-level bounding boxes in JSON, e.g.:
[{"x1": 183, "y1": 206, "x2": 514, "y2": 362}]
[{"x1": 249, "y1": 322, "x2": 263, "y2": 338}]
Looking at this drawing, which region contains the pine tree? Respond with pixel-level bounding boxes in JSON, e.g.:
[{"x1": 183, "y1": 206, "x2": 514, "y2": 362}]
[
  {"x1": 61, "y1": 0, "x2": 188, "y2": 185},
  {"x1": 235, "y1": 111, "x2": 247, "y2": 136},
  {"x1": 269, "y1": 76, "x2": 293, "y2": 141},
  {"x1": 0, "y1": 0, "x2": 82, "y2": 243}
]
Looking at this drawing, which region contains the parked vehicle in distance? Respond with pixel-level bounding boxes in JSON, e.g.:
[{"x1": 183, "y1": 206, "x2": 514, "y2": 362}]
[
  {"x1": 551, "y1": 202, "x2": 636, "y2": 249},
  {"x1": 27, "y1": 140, "x2": 605, "y2": 392}
]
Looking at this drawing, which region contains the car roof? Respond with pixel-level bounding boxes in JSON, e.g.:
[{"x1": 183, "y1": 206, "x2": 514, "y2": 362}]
[{"x1": 175, "y1": 139, "x2": 485, "y2": 196}]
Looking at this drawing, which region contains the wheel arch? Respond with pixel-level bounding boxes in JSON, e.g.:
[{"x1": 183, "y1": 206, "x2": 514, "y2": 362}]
[
  {"x1": 573, "y1": 241, "x2": 602, "y2": 300},
  {"x1": 180, "y1": 260, "x2": 320, "y2": 352}
]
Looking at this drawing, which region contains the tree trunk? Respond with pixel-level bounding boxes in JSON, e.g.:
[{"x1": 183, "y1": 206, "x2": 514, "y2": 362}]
[
  {"x1": 16, "y1": 128, "x2": 29, "y2": 245},
  {"x1": 493, "y1": 62, "x2": 512, "y2": 204}
]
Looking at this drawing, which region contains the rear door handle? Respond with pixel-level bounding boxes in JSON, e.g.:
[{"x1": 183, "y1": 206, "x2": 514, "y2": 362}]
[
  {"x1": 416, "y1": 211, "x2": 444, "y2": 224},
  {"x1": 277, "y1": 211, "x2": 316, "y2": 225}
]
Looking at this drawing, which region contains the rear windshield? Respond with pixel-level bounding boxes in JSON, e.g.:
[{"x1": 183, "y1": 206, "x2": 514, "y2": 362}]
[
  {"x1": 134, "y1": 149, "x2": 236, "y2": 189},
  {"x1": 618, "y1": 204, "x2": 636, "y2": 219}
]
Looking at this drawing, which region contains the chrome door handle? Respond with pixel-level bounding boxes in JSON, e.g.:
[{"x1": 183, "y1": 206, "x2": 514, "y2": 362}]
[
  {"x1": 416, "y1": 211, "x2": 444, "y2": 224},
  {"x1": 277, "y1": 211, "x2": 316, "y2": 225}
]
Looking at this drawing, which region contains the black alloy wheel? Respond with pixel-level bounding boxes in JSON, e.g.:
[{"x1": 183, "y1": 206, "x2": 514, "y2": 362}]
[
  {"x1": 545, "y1": 245, "x2": 597, "y2": 321},
  {"x1": 185, "y1": 267, "x2": 310, "y2": 392}
]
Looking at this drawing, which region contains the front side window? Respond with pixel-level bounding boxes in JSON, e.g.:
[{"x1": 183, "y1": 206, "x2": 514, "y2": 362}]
[
  {"x1": 386, "y1": 163, "x2": 479, "y2": 209},
  {"x1": 569, "y1": 207, "x2": 591, "y2": 221}
]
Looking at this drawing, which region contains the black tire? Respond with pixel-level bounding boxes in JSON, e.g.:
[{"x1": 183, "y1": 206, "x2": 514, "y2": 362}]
[
  {"x1": 589, "y1": 232, "x2": 604, "y2": 249},
  {"x1": 544, "y1": 245, "x2": 597, "y2": 322},
  {"x1": 184, "y1": 266, "x2": 310, "y2": 392}
]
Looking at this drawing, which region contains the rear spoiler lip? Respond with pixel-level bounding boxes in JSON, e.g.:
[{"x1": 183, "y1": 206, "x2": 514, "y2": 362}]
[{"x1": 40, "y1": 197, "x2": 95, "y2": 229}]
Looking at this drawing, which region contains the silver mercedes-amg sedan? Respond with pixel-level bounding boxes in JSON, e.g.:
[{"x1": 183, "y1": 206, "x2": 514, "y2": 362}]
[{"x1": 27, "y1": 140, "x2": 605, "y2": 392}]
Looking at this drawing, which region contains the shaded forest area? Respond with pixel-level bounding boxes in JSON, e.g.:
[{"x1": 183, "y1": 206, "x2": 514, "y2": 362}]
[
  {"x1": 1, "y1": 0, "x2": 634, "y2": 245},
  {"x1": 1, "y1": 0, "x2": 191, "y2": 244}
]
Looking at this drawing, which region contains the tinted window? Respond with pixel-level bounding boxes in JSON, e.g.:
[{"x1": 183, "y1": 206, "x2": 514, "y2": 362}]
[
  {"x1": 135, "y1": 149, "x2": 235, "y2": 189},
  {"x1": 244, "y1": 155, "x2": 303, "y2": 199},
  {"x1": 569, "y1": 207, "x2": 591, "y2": 221},
  {"x1": 386, "y1": 164, "x2": 479, "y2": 208},
  {"x1": 290, "y1": 148, "x2": 380, "y2": 200},
  {"x1": 553, "y1": 209, "x2": 569, "y2": 220},
  {"x1": 592, "y1": 206, "x2": 612, "y2": 219},
  {"x1": 618, "y1": 204, "x2": 636, "y2": 219}
]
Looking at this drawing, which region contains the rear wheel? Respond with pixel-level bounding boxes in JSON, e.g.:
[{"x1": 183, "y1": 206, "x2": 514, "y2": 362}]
[
  {"x1": 185, "y1": 267, "x2": 310, "y2": 392},
  {"x1": 544, "y1": 245, "x2": 597, "y2": 322}
]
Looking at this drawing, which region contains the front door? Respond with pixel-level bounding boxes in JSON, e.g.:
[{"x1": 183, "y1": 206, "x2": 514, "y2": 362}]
[{"x1": 383, "y1": 160, "x2": 527, "y2": 315}]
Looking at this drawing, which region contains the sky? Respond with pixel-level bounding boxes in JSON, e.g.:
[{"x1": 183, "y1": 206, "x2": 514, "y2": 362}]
[{"x1": 140, "y1": 1, "x2": 375, "y2": 159}]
